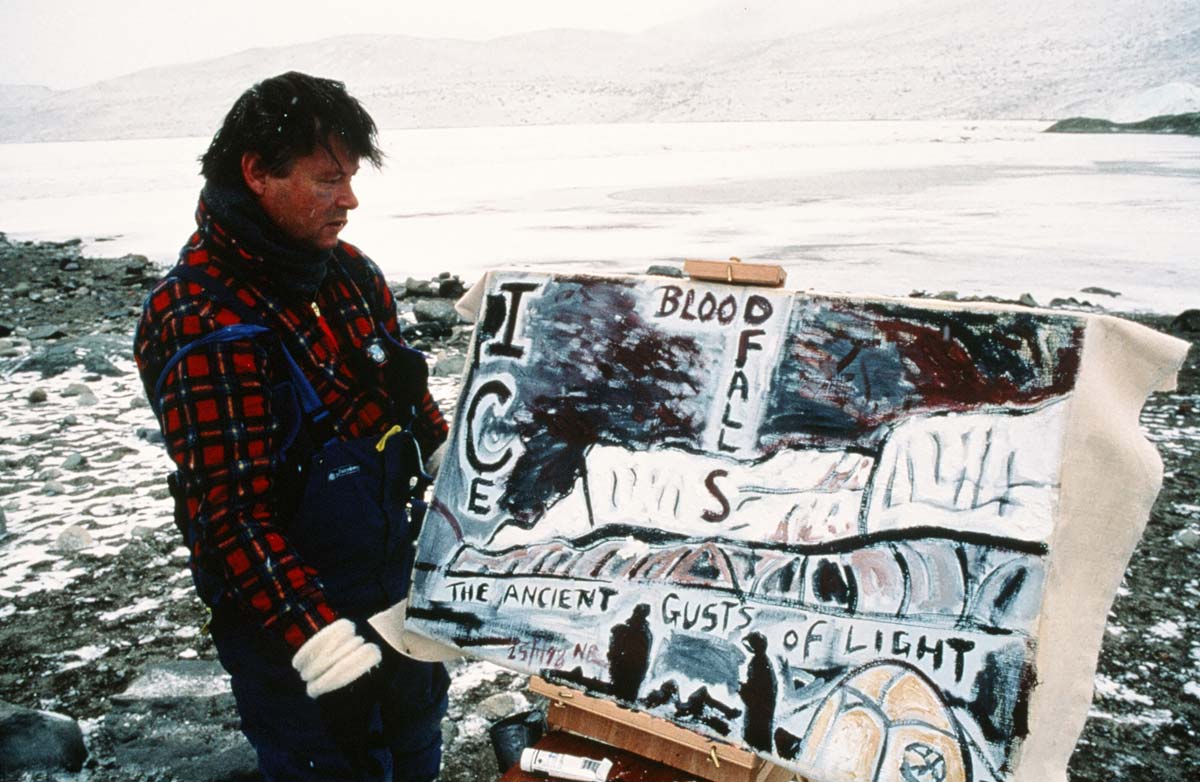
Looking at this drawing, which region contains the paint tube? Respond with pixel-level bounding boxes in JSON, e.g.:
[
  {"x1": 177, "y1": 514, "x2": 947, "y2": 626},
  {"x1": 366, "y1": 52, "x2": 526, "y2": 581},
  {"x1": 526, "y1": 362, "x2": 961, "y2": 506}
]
[{"x1": 518, "y1": 748, "x2": 613, "y2": 782}]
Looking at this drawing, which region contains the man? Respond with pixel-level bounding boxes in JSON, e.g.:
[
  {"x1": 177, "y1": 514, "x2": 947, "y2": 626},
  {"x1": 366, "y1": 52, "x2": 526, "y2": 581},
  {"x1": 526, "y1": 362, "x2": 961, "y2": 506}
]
[{"x1": 135, "y1": 72, "x2": 449, "y2": 781}]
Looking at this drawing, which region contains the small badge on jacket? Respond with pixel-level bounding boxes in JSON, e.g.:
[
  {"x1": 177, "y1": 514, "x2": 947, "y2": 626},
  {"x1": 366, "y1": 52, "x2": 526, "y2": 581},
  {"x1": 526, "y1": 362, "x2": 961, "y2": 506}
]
[{"x1": 365, "y1": 340, "x2": 388, "y2": 366}]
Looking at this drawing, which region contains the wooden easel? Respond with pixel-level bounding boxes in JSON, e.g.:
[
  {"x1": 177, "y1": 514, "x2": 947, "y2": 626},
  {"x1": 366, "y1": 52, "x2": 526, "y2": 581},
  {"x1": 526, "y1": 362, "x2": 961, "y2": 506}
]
[
  {"x1": 523, "y1": 677, "x2": 794, "y2": 782},
  {"x1": 504, "y1": 258, "x2": 793, "y2": 782}
]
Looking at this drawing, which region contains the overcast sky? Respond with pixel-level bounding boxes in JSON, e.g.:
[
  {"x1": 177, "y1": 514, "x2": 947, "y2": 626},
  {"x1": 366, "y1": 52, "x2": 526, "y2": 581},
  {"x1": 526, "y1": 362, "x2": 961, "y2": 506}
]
[{"x1": 0, "y1": 0, "x2": 721, "y2": 89}]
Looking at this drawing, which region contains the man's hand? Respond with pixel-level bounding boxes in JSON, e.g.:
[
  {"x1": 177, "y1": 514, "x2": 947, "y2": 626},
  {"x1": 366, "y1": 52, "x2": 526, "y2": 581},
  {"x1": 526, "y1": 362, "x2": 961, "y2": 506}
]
[
  {"x1": 292, "y1": 618, "x2": 382, "y2": 697},
  {"x1": 292, "y1": 618, "x2": 385, "y2": 770},
  {"x1": 316, "y1": 668, "x2": 384, "y2": 773}
]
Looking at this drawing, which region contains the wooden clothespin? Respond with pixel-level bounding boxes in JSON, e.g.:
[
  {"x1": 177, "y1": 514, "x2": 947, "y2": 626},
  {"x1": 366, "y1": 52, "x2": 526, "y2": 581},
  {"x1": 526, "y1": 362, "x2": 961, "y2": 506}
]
[{"x1": 683, "y1": 257, "x2": 787, "y2": 288}]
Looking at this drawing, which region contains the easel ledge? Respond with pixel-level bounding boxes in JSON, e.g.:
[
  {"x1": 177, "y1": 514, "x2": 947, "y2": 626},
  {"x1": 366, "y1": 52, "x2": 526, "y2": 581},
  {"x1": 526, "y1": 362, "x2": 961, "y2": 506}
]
[
  {"x1": 529, "y1": 677, "x2": 796, "y2": 782},
  {"x1": 683, "y1": 258, "x2": 787, "y2": 288}
]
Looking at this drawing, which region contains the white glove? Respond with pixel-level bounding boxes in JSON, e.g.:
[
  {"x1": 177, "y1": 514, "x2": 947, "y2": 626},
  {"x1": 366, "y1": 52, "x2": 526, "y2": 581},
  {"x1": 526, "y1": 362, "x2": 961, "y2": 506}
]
[{"x1": 291, "y1": 618, "x2": 382, "y2": 698}]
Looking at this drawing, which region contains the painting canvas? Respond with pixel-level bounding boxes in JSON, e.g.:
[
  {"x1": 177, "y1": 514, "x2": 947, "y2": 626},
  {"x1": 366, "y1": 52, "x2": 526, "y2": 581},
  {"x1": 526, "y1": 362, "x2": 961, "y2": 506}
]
[{"x1": 404, "y1": 270, "x2": 1185, "y2": 782}]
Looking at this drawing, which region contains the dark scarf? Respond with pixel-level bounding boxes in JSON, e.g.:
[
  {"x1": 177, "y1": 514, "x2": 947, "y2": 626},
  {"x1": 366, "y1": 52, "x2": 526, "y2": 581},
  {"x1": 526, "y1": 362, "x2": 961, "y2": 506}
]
[{"x1": 199, "y1": 183, "x2": 332, "y2": 302}]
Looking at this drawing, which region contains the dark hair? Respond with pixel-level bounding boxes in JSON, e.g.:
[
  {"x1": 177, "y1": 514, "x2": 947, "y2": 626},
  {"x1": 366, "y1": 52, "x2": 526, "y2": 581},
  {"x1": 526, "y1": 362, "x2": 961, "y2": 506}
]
[{"x1": 200, "y1": 71, "x2": 383, "y2": 187}]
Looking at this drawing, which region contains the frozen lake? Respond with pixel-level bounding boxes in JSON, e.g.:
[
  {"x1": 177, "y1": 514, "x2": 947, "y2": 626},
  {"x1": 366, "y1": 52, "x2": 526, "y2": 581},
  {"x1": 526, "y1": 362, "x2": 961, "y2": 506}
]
[{"x1": 1, "y1": 120, "x2": 1197, "y2": 313}]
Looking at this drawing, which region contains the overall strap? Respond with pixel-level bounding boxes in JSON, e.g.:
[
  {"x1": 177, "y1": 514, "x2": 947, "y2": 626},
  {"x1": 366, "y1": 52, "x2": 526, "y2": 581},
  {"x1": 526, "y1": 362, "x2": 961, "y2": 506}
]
[
  {"x1": 162, "y1": 264, "x2": 331, "y2": 430},
  {"x1": 327, "y1": 256, "x2": 429, "y2": 426},
  {"x1": 151, "y1": 324, "x2": 272, "y2": 416}
]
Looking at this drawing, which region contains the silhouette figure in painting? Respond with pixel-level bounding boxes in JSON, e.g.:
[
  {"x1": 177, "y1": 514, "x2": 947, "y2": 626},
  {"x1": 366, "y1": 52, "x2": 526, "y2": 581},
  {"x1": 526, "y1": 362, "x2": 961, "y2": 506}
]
[
  {"x1": 608, "y1": 603, "x2": 653, "y2": 702},
  {"x1": 739, "y1": 632, "x2": 777, "y2": 752}
]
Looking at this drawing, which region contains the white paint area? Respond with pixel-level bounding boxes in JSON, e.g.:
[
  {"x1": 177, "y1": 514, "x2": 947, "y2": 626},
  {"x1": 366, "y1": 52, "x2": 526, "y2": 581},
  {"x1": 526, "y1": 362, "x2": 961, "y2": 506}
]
[
  {"x1": 492, "y1": 398, "x2": 1066, "y2": 548},
  {"x1": 867, "y1": 399, "x2": 1067, "y2": 543},
  {"x1": 490, "y1": 445, "x2": 874, "y2": 548}
]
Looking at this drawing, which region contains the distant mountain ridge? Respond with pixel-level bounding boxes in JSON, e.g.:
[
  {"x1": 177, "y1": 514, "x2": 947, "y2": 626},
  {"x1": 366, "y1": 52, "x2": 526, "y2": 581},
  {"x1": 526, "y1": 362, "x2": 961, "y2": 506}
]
[{"x1": 1, "y1": 0, "x2": 1197, "y2": 142}]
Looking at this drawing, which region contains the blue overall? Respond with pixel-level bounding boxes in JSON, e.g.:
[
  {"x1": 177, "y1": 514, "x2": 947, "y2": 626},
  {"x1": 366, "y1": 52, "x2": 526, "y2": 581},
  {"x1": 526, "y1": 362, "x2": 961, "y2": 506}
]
[{"x1": 149, "y1": 266, "x2": 448, "y2": 781}]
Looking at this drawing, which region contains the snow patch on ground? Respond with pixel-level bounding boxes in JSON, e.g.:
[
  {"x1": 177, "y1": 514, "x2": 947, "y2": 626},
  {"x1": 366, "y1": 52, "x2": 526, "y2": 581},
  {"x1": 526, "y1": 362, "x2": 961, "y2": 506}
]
[
  {"x1": 1148, "y1": 620, "x2": 1184, "y2": 641},
  {"x1": 448, "y1": 660, "x2": 511, "y2": 700},
  {"x1": 99, "y1": 597, "x2": 164, "y2": 623},
  {"x1": 1087, "y1": 706, "x2": 1175, "y2": 727},
  {"x1": 56, "y1": 644, "x2": 109, "y2": 673},
  {"x1": 1094, "y1": 674, "x2": 1155, "y2": 706},
  {"x1": 0, "y1": 361, "x2": 176, "y2": 599}
]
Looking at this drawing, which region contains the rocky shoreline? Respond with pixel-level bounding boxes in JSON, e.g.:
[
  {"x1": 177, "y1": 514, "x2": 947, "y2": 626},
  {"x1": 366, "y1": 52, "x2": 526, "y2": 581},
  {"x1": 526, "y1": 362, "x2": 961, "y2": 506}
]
[{"x1": 0, "y1": 234, "x2": 1196, "y2": 781}]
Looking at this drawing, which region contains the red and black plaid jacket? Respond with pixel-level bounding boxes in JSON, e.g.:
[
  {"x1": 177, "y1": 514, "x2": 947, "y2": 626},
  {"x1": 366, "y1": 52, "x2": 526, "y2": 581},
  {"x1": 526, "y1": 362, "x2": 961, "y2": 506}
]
[{"x1": 135, "y1": 200, "x2": 448, "y2": 652}]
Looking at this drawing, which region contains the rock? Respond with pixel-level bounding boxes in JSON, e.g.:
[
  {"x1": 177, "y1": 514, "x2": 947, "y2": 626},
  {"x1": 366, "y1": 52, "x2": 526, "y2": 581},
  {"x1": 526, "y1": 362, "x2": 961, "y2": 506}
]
[
  {"x1": 130, "y1": 525, "x2": 157, "y2": 541},
  {"x1": 435, "y1": 276, "x2": 466, "y2": 299},
  {"x1": 136, "y1": 426, "x2": 166, "y2": 445},
  {"x1": 101, "y1": 661, "x2": 256, "y2": 782},
  {"x1": 62, "y1": 452, "x2": 88, "y2": 471},
  {"x1": 1170, "y1": 309, "x2": 1200, "y2": 334},
  {"x1": 441, "y1": 719, "x2": 459, "y2": 748},
  {"x1": 60, "y1": 260, "x2": 82, "y2": 272},
  {"x1": 406, "y1": 277, "x2": 437, "y2": 297},
  {"x1": 20, "y1": 336, "x2": 128, "y2": 377},
  {"x1": 61, "y1": 414, "x2": 79, "y2": 427},
  {"x1": 477, "y1": 692, "x2": 531, "y2": 722},
  {"x1": 1049, "y1": 297, "x2": 1095, "y2": 309},
  {"x1": 113, "y1": 660, "x2": 232, "y2": 704},
  {"x1": 93, "y1": 485, "x2": 135, "y2": 498},
  {"x1": 413, "y1": 298, "x2": 463, "y2": 326},
  {"x1": 4, "y1": 454, "x2": 41, "y2": 470},
  {"x1": 1081, "y1": 286, "x2": 1121, "y2": 297},
  {"x1": 12, "y1": 282, "x2": 31, "y2": 298},
  {"x1": 433, "y1": 354, "x2": 467, "y2": 378},
  {"x1": 35, "y1": 467, "x2": 62, "y2": 480},
  {"x1": 54, "y1": 524, "x2": 93, "y2": 552},
  {"x1": 1177, "y1": 529, "x2": 1200, "y2": 548},
  {"x1": 0, "y1": 700, "x2": 87, "y2": 773},
  {"x1": 61, "y1": 383, "x2": 91, "y2": 398},
  {"x1": 933, "y1": 290, "x2": 959, "y2": 301},
  {"x1": 646, "y1": 264, "x2": 686, "y2": 278},
  {"x1": 1018, "y1": 293, "x2": 1039, "y2": 308},
  {"x1": 401, "y1": 321, "x2": 453, "y2": 341},
  {"x1": 28, "y1": 388, "x2": 48, "y2": 404}
]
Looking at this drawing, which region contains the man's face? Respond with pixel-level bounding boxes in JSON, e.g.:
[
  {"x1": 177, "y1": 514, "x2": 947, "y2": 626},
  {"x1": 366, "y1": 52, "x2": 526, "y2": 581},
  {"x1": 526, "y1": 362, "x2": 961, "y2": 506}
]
[{"x1": 243, "y1": 136, "x2": 361, "y2": 251}]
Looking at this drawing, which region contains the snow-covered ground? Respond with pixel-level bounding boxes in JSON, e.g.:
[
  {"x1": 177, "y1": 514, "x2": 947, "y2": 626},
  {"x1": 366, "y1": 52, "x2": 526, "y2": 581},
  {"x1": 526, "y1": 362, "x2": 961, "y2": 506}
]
[
  {"x1": 1, "y1": 120, "x2": 1197, "y2": 314},
  {"x1": 0, "y1": 357, "x2": 465, "y2": 601}
]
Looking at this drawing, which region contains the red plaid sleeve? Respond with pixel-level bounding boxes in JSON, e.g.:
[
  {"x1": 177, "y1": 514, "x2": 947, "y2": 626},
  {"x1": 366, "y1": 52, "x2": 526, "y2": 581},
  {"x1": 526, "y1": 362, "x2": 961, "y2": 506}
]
[{"x1": 136, "y1": 280, "x2": 337, "y2": 651}]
